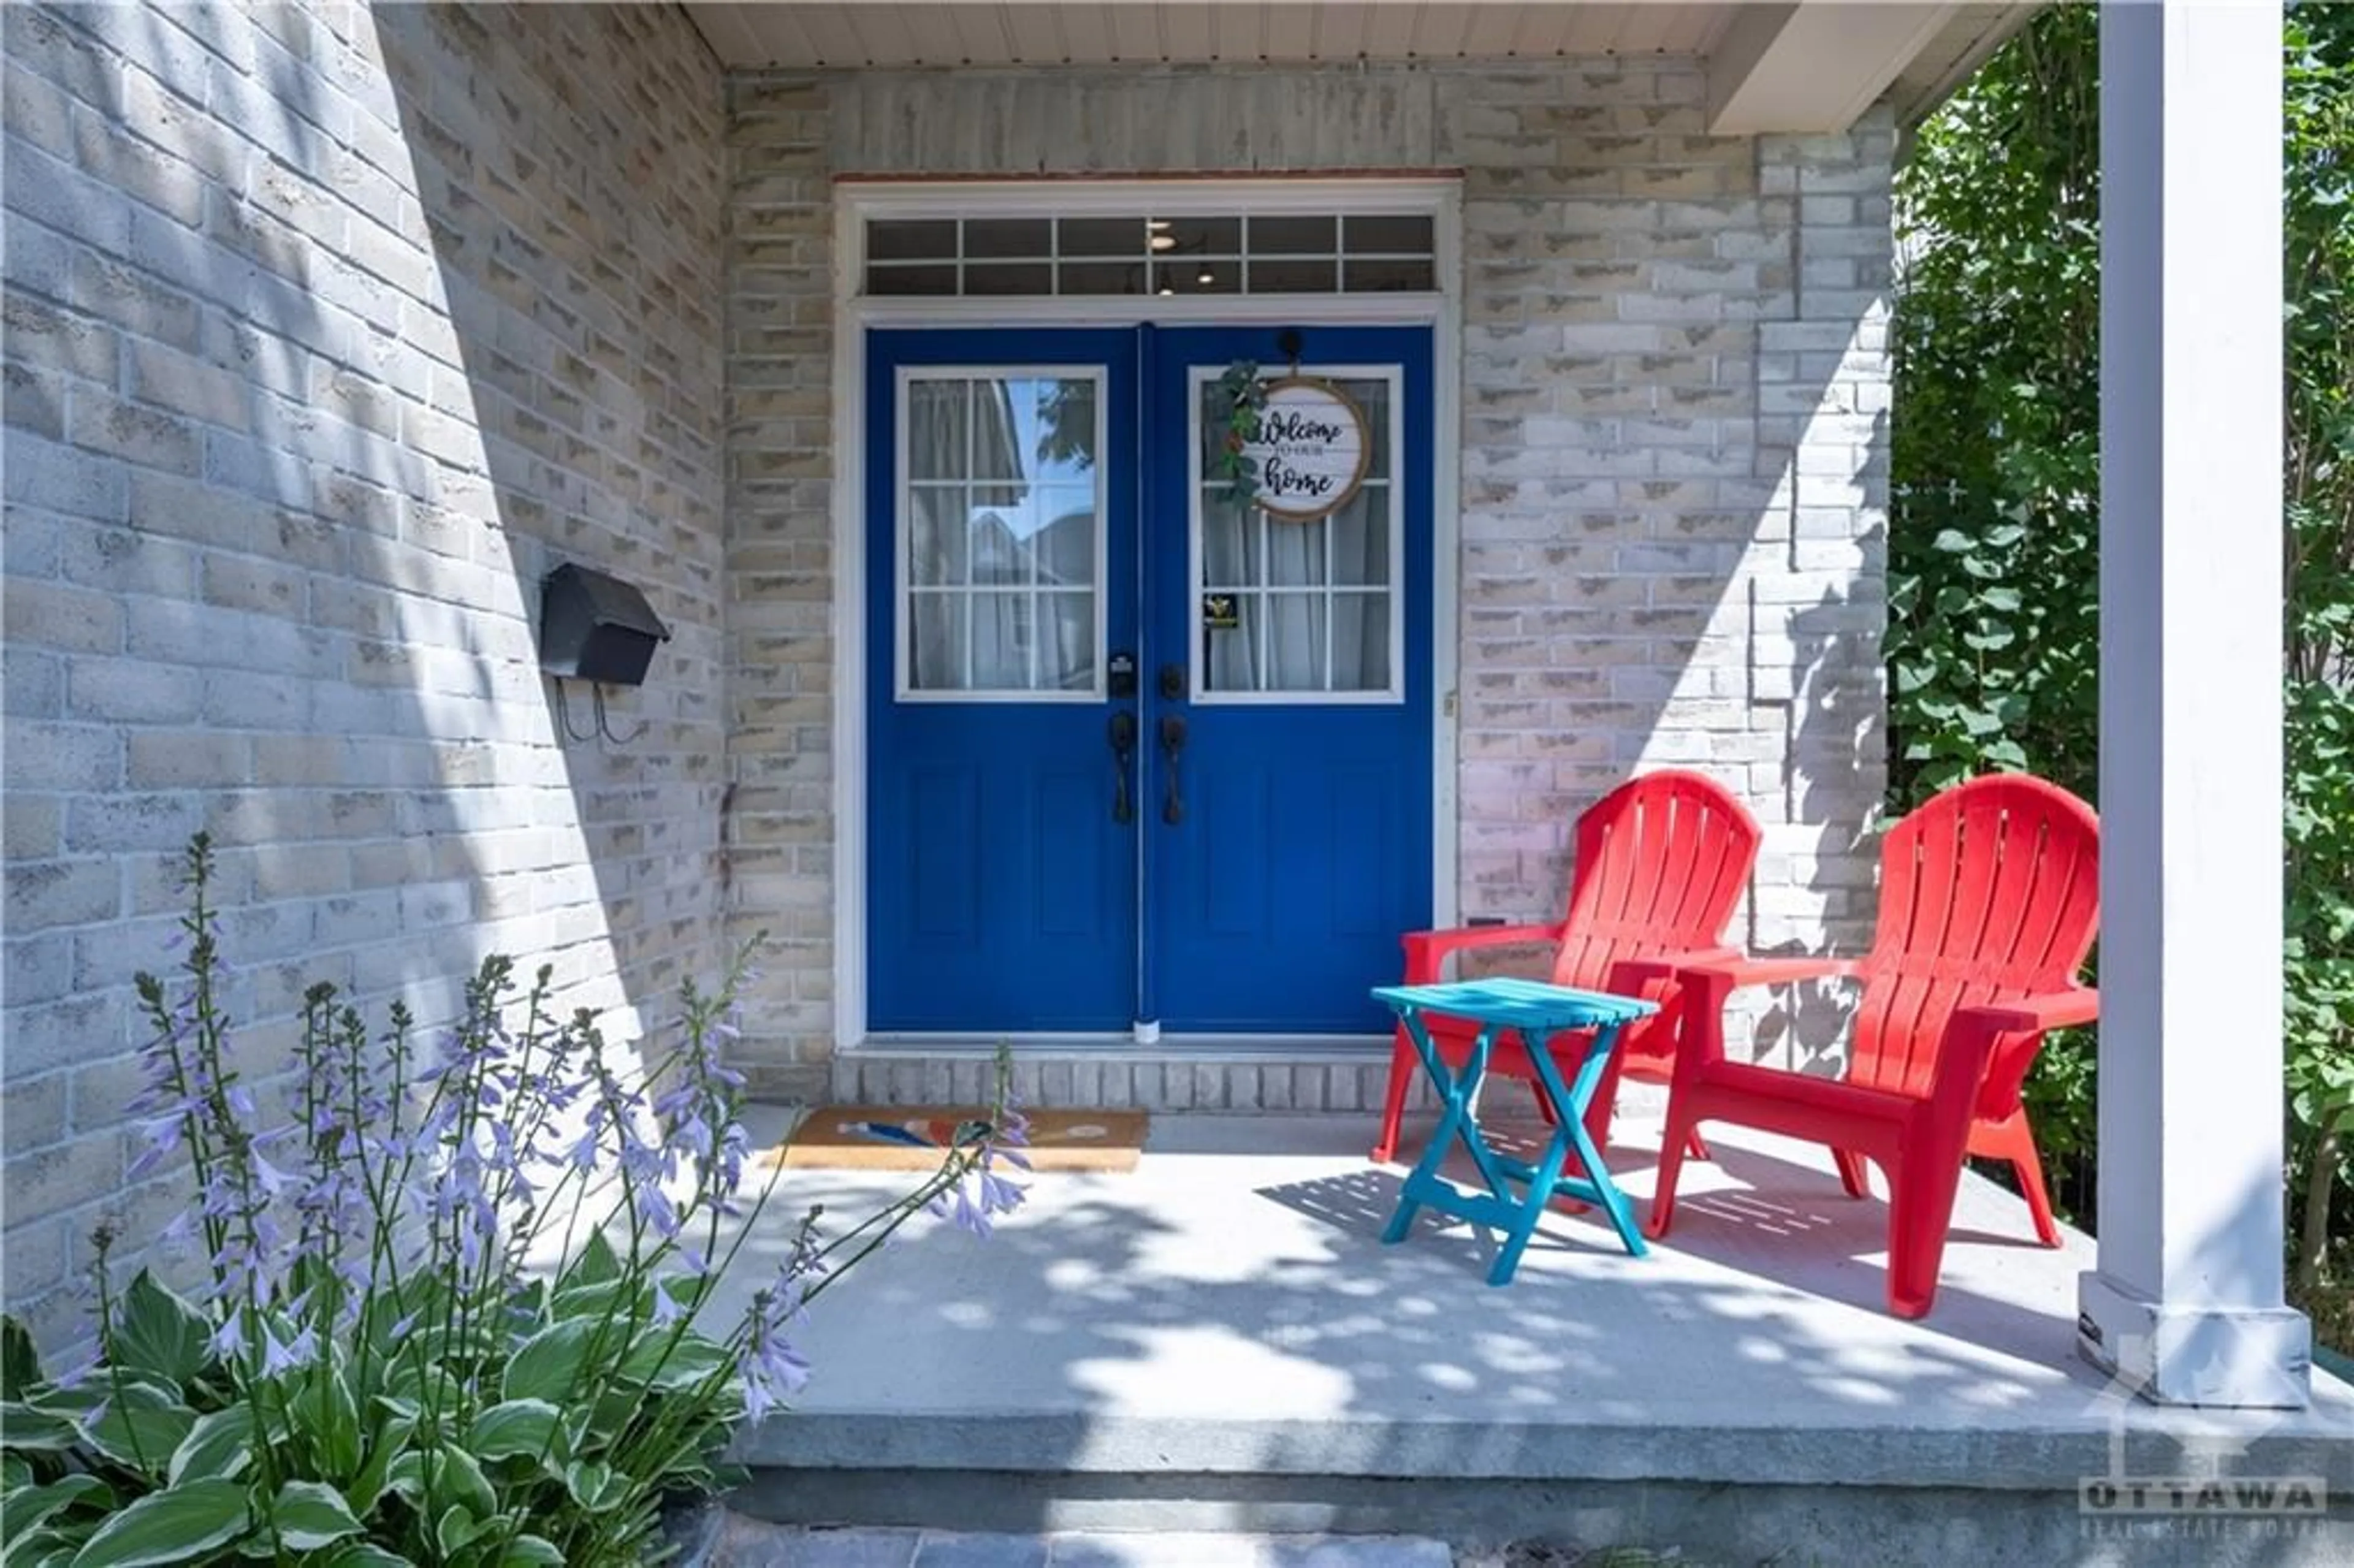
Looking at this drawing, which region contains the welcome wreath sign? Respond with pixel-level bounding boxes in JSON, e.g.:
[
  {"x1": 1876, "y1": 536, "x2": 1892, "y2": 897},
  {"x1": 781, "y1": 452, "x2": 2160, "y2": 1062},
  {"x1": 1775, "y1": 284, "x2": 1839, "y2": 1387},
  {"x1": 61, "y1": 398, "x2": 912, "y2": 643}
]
[{"x1": 1232, "y1": 376, "x2": 1372, "y2": 522}]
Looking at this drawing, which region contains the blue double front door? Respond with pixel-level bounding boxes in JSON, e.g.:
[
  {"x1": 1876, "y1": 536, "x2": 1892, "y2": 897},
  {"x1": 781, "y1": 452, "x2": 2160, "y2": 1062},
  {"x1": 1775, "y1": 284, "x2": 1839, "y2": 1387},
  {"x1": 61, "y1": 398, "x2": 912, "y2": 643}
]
[{"x1": 866, "y1": 324, "x2": 1433, "y2": 1037}]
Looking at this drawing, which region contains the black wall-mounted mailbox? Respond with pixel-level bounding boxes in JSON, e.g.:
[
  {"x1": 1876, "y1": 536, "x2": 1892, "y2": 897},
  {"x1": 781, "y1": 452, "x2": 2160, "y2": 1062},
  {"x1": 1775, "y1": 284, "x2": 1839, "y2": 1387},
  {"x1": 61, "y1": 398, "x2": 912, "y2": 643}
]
[{"x1": 539, "y1": 563, "x2": 671, "y2": 687}]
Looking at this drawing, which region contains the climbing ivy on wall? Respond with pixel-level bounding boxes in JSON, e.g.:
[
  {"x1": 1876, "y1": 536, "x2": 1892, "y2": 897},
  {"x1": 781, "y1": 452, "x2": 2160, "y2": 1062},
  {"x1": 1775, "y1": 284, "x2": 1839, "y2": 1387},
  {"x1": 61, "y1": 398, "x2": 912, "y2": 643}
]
[{"x1": 1890, "y1": 2, "x2": 2354, "y2": 1333}]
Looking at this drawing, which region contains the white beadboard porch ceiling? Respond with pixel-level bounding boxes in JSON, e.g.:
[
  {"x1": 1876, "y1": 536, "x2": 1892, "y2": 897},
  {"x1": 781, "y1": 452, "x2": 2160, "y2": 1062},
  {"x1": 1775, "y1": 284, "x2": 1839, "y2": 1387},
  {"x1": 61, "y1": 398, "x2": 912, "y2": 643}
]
[
  {"x1": 685, "y1": 2, "x2": 1736, "y2": 66},
  {"x1": 682, "y1": 3, "x2": 2038, "y2": 131}
]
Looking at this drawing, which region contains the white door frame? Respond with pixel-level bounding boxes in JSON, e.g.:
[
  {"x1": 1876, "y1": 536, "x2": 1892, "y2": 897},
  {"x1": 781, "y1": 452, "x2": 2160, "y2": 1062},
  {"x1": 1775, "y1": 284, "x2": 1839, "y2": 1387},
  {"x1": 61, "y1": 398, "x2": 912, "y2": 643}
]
[{"x1": 829, "y1": 176, "x2": 1465, "y2": 1049}]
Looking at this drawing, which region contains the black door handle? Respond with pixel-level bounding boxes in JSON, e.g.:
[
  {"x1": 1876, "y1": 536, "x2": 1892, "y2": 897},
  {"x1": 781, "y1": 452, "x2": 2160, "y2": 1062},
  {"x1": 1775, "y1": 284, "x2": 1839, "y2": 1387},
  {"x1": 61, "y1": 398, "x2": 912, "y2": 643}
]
[
  {"x1": 1108, "y1": 710, "x2": 1137, "y2": 824},
  {"x1": 1159, "y1": 714, "x2": 1187, "y2": 825}
]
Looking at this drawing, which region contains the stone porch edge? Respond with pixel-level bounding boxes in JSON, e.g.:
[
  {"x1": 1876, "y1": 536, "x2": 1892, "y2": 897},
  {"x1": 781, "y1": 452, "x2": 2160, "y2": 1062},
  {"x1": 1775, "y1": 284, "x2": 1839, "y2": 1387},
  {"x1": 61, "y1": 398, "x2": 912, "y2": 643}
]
[{"x1": 729, "y1": 1407, "x2": 2354, "y2": 1494}]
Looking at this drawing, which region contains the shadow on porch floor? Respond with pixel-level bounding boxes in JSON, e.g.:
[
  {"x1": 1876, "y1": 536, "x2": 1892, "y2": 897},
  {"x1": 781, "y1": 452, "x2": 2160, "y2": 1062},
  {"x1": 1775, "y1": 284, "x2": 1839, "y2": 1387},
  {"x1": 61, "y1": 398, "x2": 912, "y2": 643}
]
[{"x1": 701, "y1": 1098, "x2": 2354, "y2": 1559}]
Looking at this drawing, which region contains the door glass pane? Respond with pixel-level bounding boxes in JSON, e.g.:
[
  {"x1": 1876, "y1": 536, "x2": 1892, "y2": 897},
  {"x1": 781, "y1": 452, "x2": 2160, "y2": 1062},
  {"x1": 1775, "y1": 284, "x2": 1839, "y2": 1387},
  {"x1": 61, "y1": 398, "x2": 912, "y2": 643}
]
[
  {"x1": 1196, "y1": 368, "x2": 1398, "y2": 697},
  {"x1": 969, "y1": 593, "x2": 1032, "y2": 688},
  {"x1": 1338, "y1": 377, "x2": 1390, "y2": 481},
  {"x1": 908, "y1": 592, "x2": 966, "y2": 690},
  {"x1": 1203, "y1": 592, "x2": 1258, "y2": 692},
  {"x1": 1333, "y1": 593, "x2": 1391, "y2": 689},
  {"x1": 907, "y1": 382, "x2": 969, "y2": 479},
  {"x1": 1032, "y1": 487, "x2": 1097, "y2": 587},
  {"x1": 1261, "y1": 593, "x2": 1328, "y2": 691},
  {"x1": 1265, "y1": 517, "x2": 1327, "y2": 587},
  {"x1": 902, "y1": 371, "x2": 1103, "y2": 696},
  {"x1": 1038, "y1": 592, "x2": 1097, "y2": 690},
  {"x1": 966, "y1": 501, "x2": 1030, "y2": 585},
  {"x1": 1329, "y1": 487, "x2": 1388, "y2": 585},
  {"x1": 1200, "y1": 498, "x2": 1259, "y2": 586},
  {"x1": 910, "y1": 486, "x2": 969, "y2": 585}
]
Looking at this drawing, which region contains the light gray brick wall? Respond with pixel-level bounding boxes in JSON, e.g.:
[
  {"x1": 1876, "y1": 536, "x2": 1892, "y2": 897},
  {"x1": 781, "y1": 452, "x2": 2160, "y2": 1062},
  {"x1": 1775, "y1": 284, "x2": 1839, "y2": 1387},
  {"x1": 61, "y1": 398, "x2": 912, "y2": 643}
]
[
  {"x1": 1, "y1": 1, "x2": 726, "y2": 1346},
  {"x1": 724, "y1": 63, "x2": 1892, "y2": 1092},
  {"x1": 724, "y1": 74, "x2": 835, "y2": 1102}
]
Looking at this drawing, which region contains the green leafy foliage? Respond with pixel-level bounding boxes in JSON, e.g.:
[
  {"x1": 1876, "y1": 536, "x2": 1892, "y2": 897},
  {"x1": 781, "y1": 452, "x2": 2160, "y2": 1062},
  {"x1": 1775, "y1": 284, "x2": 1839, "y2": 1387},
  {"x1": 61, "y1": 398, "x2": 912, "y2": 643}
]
[
  {"x1": 2, "y1": 835, "x2": 1030, "y2": 1563},
  {"x1": 1206, "y1": 360, "x2": 1271, "y2": 503},
  {"x1": 65, "y1": 1477, "x2": 248, "y2": 1567},
  {"x1": 1891, "y1": 4, "x2": 2103, "y2": 1222},
  {"x1": 2282, "y1": 3, "x2": 2354, "y2": 1320},
  {"x1": 1892, "y1": 4, "x2": 2354, "y2": 1326}
]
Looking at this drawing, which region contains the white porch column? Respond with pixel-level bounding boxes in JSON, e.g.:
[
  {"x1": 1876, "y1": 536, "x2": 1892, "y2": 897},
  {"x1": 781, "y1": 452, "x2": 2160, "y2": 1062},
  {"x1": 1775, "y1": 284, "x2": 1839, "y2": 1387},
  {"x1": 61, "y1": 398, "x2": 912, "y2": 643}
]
[{"x1": 2079, "y1": 0, "x2": 2309, "y2": 1409}]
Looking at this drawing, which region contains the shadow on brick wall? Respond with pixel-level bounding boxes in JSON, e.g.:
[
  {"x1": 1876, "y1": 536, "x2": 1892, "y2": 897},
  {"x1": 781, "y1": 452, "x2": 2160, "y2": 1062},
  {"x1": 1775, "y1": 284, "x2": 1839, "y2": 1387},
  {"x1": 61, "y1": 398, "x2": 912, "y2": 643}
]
[
  {"x1": 0, "y1": 1, "x2": 728, "y2": 1347},
  {"x1": 370, "y1": 2, "x2": 733, "y2": 1063}
]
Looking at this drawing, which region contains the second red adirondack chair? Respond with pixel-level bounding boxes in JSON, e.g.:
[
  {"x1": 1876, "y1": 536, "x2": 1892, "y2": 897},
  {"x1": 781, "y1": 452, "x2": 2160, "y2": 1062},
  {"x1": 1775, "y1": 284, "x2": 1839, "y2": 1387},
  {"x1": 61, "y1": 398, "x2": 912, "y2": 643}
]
[
  {"x1": 1372, "y1": 769, "x2": 1761, "y2": 1165},
  {"x1": 1645, "y1": 774, "x2": 2101, "y2": 1319}
]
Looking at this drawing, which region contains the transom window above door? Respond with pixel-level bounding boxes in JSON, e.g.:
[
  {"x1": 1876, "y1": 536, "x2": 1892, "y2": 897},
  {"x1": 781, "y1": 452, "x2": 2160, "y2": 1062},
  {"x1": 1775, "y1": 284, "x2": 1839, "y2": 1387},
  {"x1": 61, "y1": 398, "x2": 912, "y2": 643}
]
[
  {"x1": 897, "y1": 368, "x2": 1106, "y2": 698},
  {"x1": 864, "y1": 212, "x2": 1437, "y2": 298}
]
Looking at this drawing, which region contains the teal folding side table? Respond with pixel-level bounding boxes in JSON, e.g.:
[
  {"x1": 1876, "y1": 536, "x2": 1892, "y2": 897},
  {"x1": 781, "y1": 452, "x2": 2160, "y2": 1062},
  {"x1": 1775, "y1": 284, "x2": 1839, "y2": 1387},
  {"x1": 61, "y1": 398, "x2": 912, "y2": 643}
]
[{"x1": 1371, "y1": 976, "x2": 1658, "y2": 1285}]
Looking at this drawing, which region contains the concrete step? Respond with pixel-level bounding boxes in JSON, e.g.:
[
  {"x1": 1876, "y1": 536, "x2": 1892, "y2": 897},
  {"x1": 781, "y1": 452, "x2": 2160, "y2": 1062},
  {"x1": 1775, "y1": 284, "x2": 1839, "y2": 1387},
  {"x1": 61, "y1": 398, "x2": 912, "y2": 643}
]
[
  {"x1": 673, "y1": 1518, "x2": 1458, "y2": 1568},
  {"x1": 725, "y1": 1461, "x2": 2353, "y2": 1568}
]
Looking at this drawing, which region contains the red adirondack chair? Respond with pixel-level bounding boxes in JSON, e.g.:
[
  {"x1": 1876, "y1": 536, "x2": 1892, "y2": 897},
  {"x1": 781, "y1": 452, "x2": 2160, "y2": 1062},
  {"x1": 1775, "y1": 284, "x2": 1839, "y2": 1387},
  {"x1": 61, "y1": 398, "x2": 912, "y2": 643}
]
[
  {"x1": 1645, "y1": 774, "x2": 2100, "y2": 1319},
  {"x1": 1372, "y1": 769, "x2": 1761, "y2": 1165}
]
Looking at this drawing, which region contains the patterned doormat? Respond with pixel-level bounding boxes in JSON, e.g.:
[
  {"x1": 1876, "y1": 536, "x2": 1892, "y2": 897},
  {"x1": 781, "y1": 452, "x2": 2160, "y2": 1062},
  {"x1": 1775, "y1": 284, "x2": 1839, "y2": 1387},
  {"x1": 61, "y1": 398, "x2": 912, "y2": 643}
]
[{"x1": 768, "y1": 1105, "x2": 1149, "y2": 1173}]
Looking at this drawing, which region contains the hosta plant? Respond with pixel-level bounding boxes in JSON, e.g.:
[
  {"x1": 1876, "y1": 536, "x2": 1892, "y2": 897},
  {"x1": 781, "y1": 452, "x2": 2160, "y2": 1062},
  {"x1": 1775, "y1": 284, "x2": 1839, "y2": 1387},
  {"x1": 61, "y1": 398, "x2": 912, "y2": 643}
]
[{"x1": 0, "y1": 833, "x2": 1028, "y2": 1565}]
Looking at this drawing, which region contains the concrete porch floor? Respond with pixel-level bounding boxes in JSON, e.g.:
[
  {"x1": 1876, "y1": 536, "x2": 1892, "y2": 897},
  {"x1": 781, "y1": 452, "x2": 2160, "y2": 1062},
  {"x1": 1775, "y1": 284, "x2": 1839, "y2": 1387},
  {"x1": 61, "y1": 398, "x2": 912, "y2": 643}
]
[{"x1": 707, "y1": 1095, "x2": 2354, "y2": 1565}]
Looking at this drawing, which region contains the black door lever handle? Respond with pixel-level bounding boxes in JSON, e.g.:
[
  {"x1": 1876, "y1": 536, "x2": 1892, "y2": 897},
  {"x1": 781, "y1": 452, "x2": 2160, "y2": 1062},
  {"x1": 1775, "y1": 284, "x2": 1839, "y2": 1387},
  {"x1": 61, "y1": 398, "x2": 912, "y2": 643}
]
[
  {"x1": 1159, "y1": 714, "x2": 1187, "y2": 825},
  {"x1": 1108, "y1": 710, "x2": 1138, "y2": 824}
]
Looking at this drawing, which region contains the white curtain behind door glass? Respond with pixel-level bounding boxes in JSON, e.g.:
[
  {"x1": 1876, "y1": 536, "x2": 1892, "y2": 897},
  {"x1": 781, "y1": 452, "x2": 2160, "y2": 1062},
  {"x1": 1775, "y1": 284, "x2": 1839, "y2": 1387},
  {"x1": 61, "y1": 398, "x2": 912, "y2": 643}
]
[{"x1": 1200, "y1": 375, "x2": 1394, "y2": 694}]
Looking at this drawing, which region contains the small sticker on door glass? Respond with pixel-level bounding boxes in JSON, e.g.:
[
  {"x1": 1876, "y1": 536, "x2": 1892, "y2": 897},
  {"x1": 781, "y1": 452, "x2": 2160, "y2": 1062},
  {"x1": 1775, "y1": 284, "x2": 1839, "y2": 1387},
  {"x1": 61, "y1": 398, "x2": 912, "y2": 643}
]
[{"x1": 1202, "y1": 592, "x2": 1240, "y2": 630}]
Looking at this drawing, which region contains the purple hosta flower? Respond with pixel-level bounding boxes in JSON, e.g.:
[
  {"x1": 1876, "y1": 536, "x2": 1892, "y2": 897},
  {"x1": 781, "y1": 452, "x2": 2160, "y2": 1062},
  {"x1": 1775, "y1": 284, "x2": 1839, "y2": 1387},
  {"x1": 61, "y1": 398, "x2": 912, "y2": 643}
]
[
  {"x1": 949, "y1": 1182, "x2": 989, "y2": 1238},
  {"x1": 669, "y1": 1110, "x2": 713, "y2": 1164},
  {"x1": 199, "y1": 1170, "x2": 242, "y2": 1228},
  {"x1": 616, "y1": 1120, "x2": 676, "y2": 1190},
  {"x1": 248, "y1": 1148, "x2": 294, "y2": 1199},
  {"x1": 986, "y1": 1107, "x2": 1034, "y2": 1173},
  {"x1": 649, "y1": 1279, "x2": 685, "y2": 1330},
  {"x1": 633, "y1": 1181, "x2": 682, "y2": 1241},
  {"x1": 209, "y1": 1308, "x2": 249, "y2": 1362},
  {"x1": 738, "y1": 1281, "x2": 812, "y2": 1423},
  {"x1": 294, "y1": 1159, "x2": 372, "y2": 1288},
  {"x1": 976, "y1": 1168, "x2": 1024, "y2": 1219},
  {"x1": 260, "y1": 1319, "x2": 319, "y2": 1377},
  {"x1": 561, "y1": 1124, "x2": 603, "y2": 1173},
  {"x1": 125, "y1": 1109, "x2": 189, "y2": 1182},
  {"x1": 430, "y1": 1146, "x2": 501, "y2": 1271}
]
